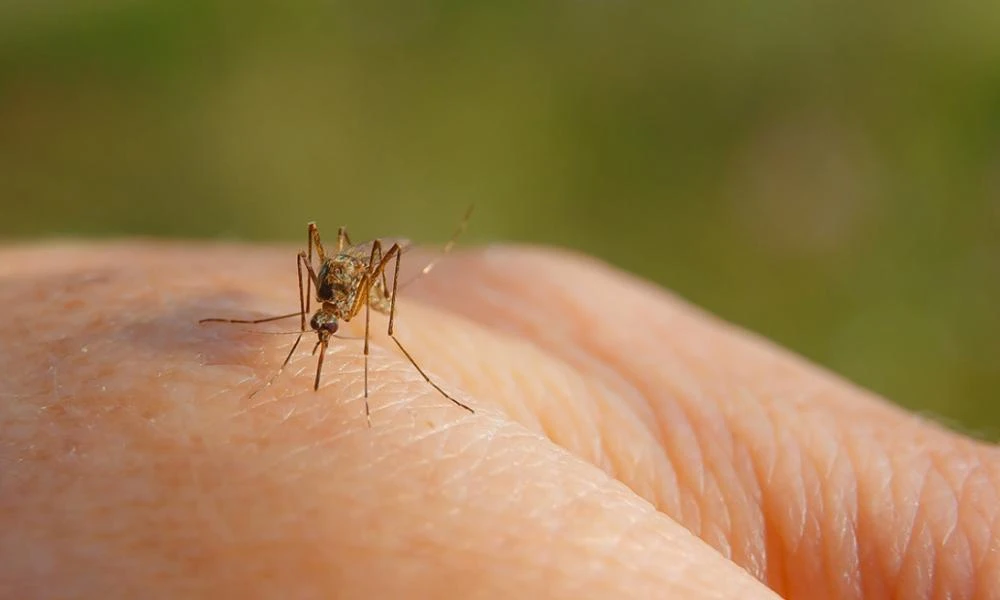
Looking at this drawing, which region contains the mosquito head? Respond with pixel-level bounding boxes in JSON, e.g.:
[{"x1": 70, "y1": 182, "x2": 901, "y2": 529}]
[{"x1": 309, "y1": 309, "x2": 339, "y2": 341}]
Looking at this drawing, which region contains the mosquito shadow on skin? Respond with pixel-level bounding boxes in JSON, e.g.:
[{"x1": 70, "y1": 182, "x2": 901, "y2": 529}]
[
  {"x1": 147, "y1": 292, "x2": 307, "y2": 368},
  {"x1": 180, "y1": 293, "x2": 367, "y2": 381}
]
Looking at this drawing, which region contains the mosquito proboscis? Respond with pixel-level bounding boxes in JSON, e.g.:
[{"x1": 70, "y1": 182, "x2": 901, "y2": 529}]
[{"x1": 200, "y1": 206, "x2": 475, "y2": 425}]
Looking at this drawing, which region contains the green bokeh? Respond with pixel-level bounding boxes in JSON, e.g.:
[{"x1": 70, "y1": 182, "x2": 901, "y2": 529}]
[{"x1": 2, "y1": 1, "x2": 998, "y2": 437}]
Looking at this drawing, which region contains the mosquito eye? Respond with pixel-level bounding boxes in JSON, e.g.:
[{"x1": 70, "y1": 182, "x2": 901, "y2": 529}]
[{"x1": 310, "y1": 314, "x2": 338, "y2": 334}]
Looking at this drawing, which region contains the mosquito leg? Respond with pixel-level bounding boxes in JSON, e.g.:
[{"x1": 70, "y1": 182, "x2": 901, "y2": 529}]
[
  {"x1": 204, "y1": 253, "x2": 316, "y2": 330},
  {"x1": 363, "y1": 241, "x2": 386, "y2": 402},
  {"x1": 296, "y1": 251, "x2": 312, "y2": 330},
  {"x1": 381, "y1": 264, "x2": 391, "y2": 302},
  {"x1": 308, "y1": 222, "x2": 327, "y2": 263},
  {"x1": 298, "y1": 250, "x2": 322, "y2": 309},
  {"x1": 365, "y1": 241, "x2": 402, "y2": 332},
  {"x1": 248, "y1": 331, "x2": 304, "y2": 399},
  {"x1": 199, "y1": 311, "x2": 303, "y2": 325},
  {"x1": 388, "y1": 334, "x2": 473, "y2": 413},
  {"x1": 364, "y1": 292, "x2": 371, "y2": 399},
  {"x1": 364, "y1": 298, "x2": 373, "y2": 429},
  {"x1": 337, "y1": 226, "x2": 353, "y2": 252},
  {"x1": 348, "y1": 239, "x2": 473, "y2": 419},
  {"x1": 307, "y1": 222, "x2": 328, "y2": 309},
  {"x1": 296, "y1": 251, "x2": 306, "y2": 331},
  {"x1": 306, "y1": 224, "x2": 315, "y2": 311},
  {"x1": 353, "y1": 291, "x2": 374, "y2": 426},
  {"x1": 387, "y1": 243, "x2": 402, "y2": 335},
  {"x1": 359, "y1": 241, "x2": 391, "y2": 427},
  {"x1": 382, "y1": 242, "x2": 473, "y2": 414}
]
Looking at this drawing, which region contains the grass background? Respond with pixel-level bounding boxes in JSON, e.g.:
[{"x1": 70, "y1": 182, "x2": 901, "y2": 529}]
[{"x1": 1, "y1": 1, "x2": 998, "y2": 436}]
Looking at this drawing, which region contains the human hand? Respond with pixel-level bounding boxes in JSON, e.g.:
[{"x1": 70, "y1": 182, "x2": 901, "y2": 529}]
[{"x1": 1, "y1": 243, "x2": 997, "y2": 599}]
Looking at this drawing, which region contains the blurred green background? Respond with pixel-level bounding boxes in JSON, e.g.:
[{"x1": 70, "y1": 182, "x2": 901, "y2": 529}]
[{"x1": 1, "y1": 1, "x2": 998, "y2": 435}]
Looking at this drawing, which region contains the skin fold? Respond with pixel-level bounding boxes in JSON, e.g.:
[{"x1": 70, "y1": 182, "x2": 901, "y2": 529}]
[{"x1": 0, "y1": 242, "x2": 997, "y2": 599}]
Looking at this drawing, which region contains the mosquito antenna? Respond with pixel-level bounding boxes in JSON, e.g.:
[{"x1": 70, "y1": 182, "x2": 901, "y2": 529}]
[{"x1": 396, "y1": 204, "x2": 473, "y2": 290}]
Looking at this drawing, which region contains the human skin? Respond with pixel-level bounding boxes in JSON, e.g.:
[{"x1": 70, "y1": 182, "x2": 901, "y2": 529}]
[{"x1": 0, "y1": 242, "x2": 997, "y2": 599}]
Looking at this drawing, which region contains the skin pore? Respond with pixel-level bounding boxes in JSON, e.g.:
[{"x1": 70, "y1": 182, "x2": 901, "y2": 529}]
[{"x1": 0, "y1": 242, "x2": 997, "y2": 599}]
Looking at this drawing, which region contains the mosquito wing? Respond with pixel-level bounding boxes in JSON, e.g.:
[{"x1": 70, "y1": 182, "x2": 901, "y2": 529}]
[
  {"x1": 343, "y1": 236, "x2": 446, "y2": 296},
  {"x1": 342, "y1": 237, "x2": 413, "y2": 264}
]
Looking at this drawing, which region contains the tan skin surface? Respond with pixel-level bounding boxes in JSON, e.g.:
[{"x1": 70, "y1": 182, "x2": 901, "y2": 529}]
[{"x1": 0, "y1": 242, "x2": 997, "y2": 599}]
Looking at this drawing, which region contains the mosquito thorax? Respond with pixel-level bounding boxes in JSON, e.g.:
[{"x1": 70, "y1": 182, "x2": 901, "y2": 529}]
[{"x1": 316, "y1": 257, "x2": 365, "y2": 303}]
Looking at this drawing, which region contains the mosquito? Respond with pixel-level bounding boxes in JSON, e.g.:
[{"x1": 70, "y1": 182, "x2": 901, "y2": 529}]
[{"x1": 200, "y1": 206, "x2": 475, "y2": 425}]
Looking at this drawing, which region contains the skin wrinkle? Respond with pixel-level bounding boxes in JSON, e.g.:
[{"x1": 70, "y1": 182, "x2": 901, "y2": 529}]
[
  {"x1": 748, "y1": 402, "x2": 799, "y2": 593},
  {"x1": 438, "y1": 432, "x2": 680, "y2": 596},
  {"x1": 968, "y1": 460, "x2": 1000, "y2": 594},
  {"x1": 780, "y1": 393, "x2": 954, "y2": 598},
  {"x1": 894, "y1": 456, "x2": 933, "y2": 593},
  {"x1": 446, "y1": 327, "x2": 542, "y2": 426},
  {"x1": 727, "y1": 387, "x2": 785, "y2": 591},
  {"x1": 884, "y1": 446, "x2": 988, "y2": 598},
  {"x1": 372, "y1": 300, "x2": 557, "y2": 423},
  {"x1": 468, "y1": 270, "x2": 688, "y2": 506},
  {"x1": 944, "y1": 453, "x2": 998, "y2": 597},
  {"x1": 278, "y1": 364, "x2": 720, "y2": 592},
  {"x1": 774, "y1": 424, "x2": 813, "y2": 594},
  {"x1": 942, "y1": 459, "x2": 974, "y2": 549},
  {"x1": 985, "y1": 487, "x2": 1000, "y2": 595},
  {"x1": 3, "y1": 243, "x2": 997, "y2": 598},
  {"x1": 594, "y1": 387, "x2": 682, "y2": 512},
  {"x1": 384, "y1": 299, "x2": 687, "y2": 520},
  {"x1": 650, "y1": 375, "x2": 708, "y2": 523},
  {"x1": 625, "y1": 292, "x2": 763, "y2": 563},
  {"x1": 432, "y1": 422, "x2": 510, "y2": 495},
  {"x1": 902, "y1": 514, "x2": 936, "y2": 598},
  {"x1": 700, "y1": 381, "x2": 786, "y2": 570},
  {"x1": 561, "y1": 304, "x2": 685, "y2": 457},
  {"x1": 684, "y1": 388, "x2": 736, "y2": 558},
  {"x1": 426, "y1": 249, "x2": 831, "y2": 578},
  {"x1": 688, "y1": 386, "x2": 760, "y2": 567},
  {"x1": 423, "y1": 256, "x2": 670, "y2": 448},
  {"x1": 797, "y1": 411, "x2": 850, "y2": 597},
  {"x1": 228, "y1": 250, "x2": 632, "y2": 520},
  {"x1": 728, "y1": 429, "x2": 768, "y2": 581},
  {"x1": 831, "y1": 447, "x2": 863, "y2": 598},
  {"x1": 811, "y1": 439, "x2": 842, "y2": 595},
  {"x1": 417, "y1": 247, "x2": 1000, "y2": 598},
  {"x1": 408, "y1": 400, "x2": 764, "y2": 596},
  {"x1": 929, "y1": 455, "x2": 969, "y2": 597},
  {"x1": 848, "y1": 433, "x2": 896, "y2": 599},
  {"x1": 266, "y1": 319, "x2": 461, "y2": 428}
]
